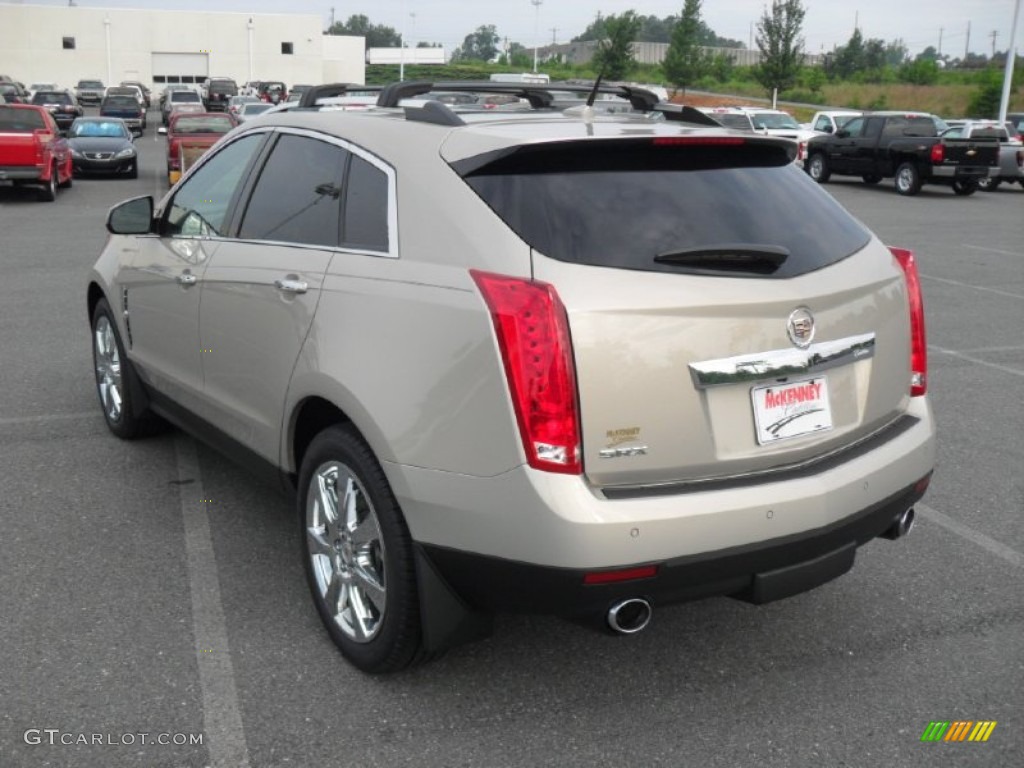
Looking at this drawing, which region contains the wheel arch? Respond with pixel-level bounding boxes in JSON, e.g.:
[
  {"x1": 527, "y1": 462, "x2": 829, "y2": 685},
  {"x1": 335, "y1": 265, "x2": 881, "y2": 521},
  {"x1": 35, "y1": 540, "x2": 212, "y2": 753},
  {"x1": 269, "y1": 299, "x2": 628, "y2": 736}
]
[{"x1": 87, "y1": 281, "x2": 107, "y2": 323}]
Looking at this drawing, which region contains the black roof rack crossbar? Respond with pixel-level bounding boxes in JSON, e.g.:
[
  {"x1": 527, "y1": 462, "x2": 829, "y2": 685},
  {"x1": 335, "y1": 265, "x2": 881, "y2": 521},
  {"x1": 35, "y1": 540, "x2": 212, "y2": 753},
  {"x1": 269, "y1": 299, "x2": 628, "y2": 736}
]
[
  {"x1": 298, "y1": 83, "x2": 382, "y2": 109},
  {"x1": 375, "y1": 80, "x2": 660, "y2": 112}
]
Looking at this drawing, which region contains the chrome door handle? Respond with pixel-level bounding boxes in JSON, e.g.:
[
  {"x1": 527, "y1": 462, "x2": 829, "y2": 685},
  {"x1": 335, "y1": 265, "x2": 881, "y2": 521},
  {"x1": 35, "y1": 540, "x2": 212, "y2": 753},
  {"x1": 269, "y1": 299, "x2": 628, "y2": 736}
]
[
  {"x1": 274, "y1": 278, "x2": 308, "y2": 294},
  {"x1": 178, "y1": 272, "x2": 197, "y2": 286}
]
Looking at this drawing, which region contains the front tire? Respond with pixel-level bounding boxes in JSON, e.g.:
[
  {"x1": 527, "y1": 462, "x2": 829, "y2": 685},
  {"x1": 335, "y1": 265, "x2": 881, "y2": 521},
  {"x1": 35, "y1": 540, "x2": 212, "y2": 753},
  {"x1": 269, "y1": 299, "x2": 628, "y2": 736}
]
[
  {"x1": 895, "y1": 162, "x2": 922, "y2": 196},
  {"x1": 90, "y1": 298, "x2": 162, "y2": 439},
  {"x1": 807, "y1": 153, "x2": 830, "y2": 183},
  {"x1": 299, "y1": 424, "x2": 425, "y2": 673},
  {"x1": 952, "y1": 180, "x2": 977, "y2": 196}
]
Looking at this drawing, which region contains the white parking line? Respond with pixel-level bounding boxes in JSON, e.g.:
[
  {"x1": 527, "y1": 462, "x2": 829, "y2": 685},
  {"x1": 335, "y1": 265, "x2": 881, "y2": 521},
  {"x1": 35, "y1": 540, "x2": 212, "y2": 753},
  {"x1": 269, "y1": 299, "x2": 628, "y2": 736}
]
[
  {"x1": 929, "y1": 345, "x2": 1024, "y2": 377},
  {"x1": 920, "y1": 274, "x2": 1024, "y2": 301},
  {"x1": 962, "y1": 244, "x2": 1022, "y2": 258},
  {"x1": 0, "y1": 411, "x2": 96, "y2": 425},
  {"x1": 918, "y1": 503, "x2": 1023, "y2": 568},
  {"x1": 175, "y1": 435, "x2": 252, "y2": 768}
]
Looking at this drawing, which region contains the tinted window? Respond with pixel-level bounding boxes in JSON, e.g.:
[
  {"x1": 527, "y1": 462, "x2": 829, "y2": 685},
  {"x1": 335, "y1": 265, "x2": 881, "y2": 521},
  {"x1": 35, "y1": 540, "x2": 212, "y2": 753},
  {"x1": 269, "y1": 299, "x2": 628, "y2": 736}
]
[
  {"x1": 343, "y1": 155, "x2": 389, "y2": 251},
  {"x1": 238, "y1": 134, "x2": 346, "y2": 247},
  {"x1": 841, "y1": 117, "x2": 864, "y2": 136},
  {"x1": 164, "y1": 134, "x2": 264, "y2": 238},
  {"x1": 462, "y1": 140, "x2": 870, "y2": 279},
  {"x1": 0, "y1": 107, "x2": 45, "y2": 130},
  {"x1": 863, "y1": 118, "x2": 884, "y2": 139},
  {"x1": 33, "y1": 92, "x2": 70, "y2": 104}
]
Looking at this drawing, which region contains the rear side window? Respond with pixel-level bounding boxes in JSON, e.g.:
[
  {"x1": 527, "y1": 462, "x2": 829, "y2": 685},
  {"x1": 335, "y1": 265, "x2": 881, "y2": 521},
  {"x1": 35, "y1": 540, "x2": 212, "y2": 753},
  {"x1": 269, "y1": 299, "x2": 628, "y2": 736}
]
[
  {"x1": 239, "y1": 134, "x2": 346, "y2": 247},
  {"x1": 0, "y1": 107, "x2": 45, "y2": 130},
  {"x1": 343, "y1": 155, "x2": 389, "y2": 251},
  {"x1": 461, "y1": 139, "x2": 871, "y2": 279}
]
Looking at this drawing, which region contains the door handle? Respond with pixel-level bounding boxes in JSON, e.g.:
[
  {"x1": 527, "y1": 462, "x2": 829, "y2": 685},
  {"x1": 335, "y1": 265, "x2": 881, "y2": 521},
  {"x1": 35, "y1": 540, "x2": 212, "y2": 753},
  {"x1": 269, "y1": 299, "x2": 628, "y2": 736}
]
[
  {"x1": 178, "y1": 271, "x2": 197, "y2": 286},
  {"x1": 274, "y1": 278, "x2": 308, "y2": 294}
]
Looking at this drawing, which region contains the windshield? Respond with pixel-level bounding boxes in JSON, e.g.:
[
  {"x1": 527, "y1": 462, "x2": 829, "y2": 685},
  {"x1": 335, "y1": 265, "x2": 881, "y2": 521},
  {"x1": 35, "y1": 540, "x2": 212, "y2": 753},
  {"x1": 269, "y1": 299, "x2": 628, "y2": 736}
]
[
  {"x1": 78, "y1": 81, "x2": 103, "y2": 88},
  {"x1": 71, "y1": 120, "x2": 129, "y2": 138},
  {"x1": 751, "y1": 113, "x2": 800, "y2": 129}
]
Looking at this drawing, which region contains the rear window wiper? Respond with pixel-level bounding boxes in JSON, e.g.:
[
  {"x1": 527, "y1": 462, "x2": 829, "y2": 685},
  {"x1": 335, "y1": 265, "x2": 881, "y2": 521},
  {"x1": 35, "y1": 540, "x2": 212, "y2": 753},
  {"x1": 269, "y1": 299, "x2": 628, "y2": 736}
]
[{"x1": 654, "y1": 244, "x2": 790, "y2": 275}]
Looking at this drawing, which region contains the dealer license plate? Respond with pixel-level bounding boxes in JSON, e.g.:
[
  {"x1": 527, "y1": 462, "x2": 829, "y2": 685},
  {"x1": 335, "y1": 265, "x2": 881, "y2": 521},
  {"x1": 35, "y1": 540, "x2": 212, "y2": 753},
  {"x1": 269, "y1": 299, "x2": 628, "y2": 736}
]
[{"x1": 751, "y1": 377, "x2": 833, "y2": 445}]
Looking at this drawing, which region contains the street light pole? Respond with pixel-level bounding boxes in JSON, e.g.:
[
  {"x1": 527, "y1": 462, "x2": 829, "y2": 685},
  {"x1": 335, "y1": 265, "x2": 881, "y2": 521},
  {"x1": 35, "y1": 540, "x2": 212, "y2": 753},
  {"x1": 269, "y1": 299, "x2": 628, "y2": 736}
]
[
  {"x1": 531, "y1": 0, "x2": 543, "y2": 73},
  {"x1": 998, "y1": 0, "x2": 1021, "y2": 124}
]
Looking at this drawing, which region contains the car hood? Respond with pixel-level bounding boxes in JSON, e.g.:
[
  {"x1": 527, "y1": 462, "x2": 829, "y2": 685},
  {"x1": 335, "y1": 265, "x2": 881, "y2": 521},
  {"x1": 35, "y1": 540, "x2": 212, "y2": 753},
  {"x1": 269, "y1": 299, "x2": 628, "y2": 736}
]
[{"x1": 68, "y1": 136, "x2": 134, "y2": 152}]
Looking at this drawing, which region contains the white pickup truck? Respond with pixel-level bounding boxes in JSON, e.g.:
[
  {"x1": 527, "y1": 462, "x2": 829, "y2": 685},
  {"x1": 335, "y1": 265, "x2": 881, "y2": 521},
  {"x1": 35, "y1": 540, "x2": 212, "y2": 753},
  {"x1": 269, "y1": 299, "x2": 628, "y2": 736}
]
[{"x1": 803, "y1": 110, "x2": 862, "y2": 134}]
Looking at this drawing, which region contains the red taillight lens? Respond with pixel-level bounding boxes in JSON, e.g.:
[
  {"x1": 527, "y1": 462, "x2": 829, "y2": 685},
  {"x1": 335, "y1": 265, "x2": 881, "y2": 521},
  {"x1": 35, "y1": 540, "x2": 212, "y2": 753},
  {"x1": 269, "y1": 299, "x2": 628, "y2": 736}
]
[
  {"x1": 471, "y1": 270, "x2": 581, "y2": 474},
  {"x1": 583, "y1": 566, "x2": 658, "y2": 585},
  {"x1": 889, "y1": 247, "x2": 927, "y2": 397},
  {"x1": 929, "y1": 144, "x2": 944, "y2": 164}
]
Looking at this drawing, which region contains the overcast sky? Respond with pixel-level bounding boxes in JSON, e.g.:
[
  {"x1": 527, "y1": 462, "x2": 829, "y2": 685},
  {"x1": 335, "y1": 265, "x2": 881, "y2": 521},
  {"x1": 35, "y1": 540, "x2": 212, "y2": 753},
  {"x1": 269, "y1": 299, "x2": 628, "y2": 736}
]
[{"x1": 9, "y1": 0, "x2": 1022, "y2": 56}]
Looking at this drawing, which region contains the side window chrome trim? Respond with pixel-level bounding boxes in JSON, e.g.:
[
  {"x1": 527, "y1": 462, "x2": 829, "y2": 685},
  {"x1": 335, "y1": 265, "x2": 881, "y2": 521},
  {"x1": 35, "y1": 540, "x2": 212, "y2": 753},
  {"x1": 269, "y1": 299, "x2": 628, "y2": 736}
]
[{"x1": 257, "y1": 126, "x2": 399, "y2": 259}]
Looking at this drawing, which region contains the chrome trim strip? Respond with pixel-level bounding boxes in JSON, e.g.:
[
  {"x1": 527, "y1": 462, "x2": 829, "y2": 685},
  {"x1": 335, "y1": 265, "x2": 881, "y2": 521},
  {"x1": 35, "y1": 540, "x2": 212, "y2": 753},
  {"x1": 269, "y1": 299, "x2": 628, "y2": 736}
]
[
  {"x1": 688, "y1": 332, "x2": 876, "y2": 390},
  {"x1": 600, "y1": 414, "x2": 918, "y2": 500}
]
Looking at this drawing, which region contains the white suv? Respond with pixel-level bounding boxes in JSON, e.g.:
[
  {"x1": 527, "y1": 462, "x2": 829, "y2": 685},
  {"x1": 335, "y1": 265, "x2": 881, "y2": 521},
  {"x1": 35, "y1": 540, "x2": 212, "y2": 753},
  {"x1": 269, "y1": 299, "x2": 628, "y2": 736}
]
[{"x1": 88, "y1": 82, "x2": 936, "y2": 672}]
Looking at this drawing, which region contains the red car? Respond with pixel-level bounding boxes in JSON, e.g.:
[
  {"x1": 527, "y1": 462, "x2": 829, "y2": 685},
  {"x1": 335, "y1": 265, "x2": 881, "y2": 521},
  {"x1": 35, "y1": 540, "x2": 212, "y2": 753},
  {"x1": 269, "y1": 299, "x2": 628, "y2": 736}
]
[
  {"x1": 159, "y1": 111, "x2": 238, "y2": 186},
  {"x1": 0, "y1": 103, "x2": 73, "y2": 200}
]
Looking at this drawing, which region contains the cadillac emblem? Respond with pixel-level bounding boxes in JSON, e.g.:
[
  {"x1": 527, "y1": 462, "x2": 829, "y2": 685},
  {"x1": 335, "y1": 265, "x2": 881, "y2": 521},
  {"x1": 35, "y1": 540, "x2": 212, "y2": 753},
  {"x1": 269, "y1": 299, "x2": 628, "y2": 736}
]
[{"x1": 787, "y1": 308, "x2": 815, "y2": 349}]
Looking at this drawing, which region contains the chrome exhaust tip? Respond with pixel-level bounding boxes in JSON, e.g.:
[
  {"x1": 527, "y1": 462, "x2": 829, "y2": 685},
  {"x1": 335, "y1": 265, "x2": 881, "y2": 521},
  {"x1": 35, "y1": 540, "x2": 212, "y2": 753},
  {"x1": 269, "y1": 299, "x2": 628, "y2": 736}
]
[
  {"x1": 606, "y1": 598, "x2": 652, "y2": 635},
  {"x1": 880, "y1": 508, "x2": 916, "y2": 540}
]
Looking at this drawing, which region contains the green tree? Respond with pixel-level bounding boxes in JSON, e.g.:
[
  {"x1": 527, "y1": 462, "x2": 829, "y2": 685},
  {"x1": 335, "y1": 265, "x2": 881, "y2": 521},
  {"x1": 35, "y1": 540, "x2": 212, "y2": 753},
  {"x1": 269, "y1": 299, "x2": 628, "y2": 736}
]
[
  {"x1": 663, "y1": 1, "x2": 711, "y2": 94},
  {"x1": 965, "y1": 68, "x2": 1002, "y2": 117},
  {"x1": 753, "y1": 0, "x2": 806, "y2": 96},
  {"x1": 592, "y1": 11, "x2": 642, "y2": 80},
  {"x1": 885, "y1": 39, "x2": 909, "y2": 67},
  {"x1": 452, "y1": 25, "x2": 500, "y2": 62},
  {"x1": 899, "y1": 58, "x2": 939, "y2": 85},
  {"x1": 709, "y1": 51, "x2": 736, "y2": 82},
  {"x1": 326, "y1": 14, "x2": 401, "y2": 48},
  {"x1": 834, "y1": 28, "x2": 865, "y2": 78}
]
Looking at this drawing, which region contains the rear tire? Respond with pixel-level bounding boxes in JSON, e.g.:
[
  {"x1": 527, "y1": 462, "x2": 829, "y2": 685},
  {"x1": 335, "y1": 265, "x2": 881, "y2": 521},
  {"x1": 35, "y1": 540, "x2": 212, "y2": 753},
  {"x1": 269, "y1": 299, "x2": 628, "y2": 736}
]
[
  {"x1": 807, "y1": 153, "x2": 830, "y2": 183},
  {"x1": 38, "y1": 166, "x2": 57, "y2": 202},
  {"x1": 952, "y1": 180, "x2": 977, "y2": 196},
  {"x1": 298, "y1": 424, "x2": 426, "y2": 673},
  {"x1": 977, "y1": 177, "x2": 999, "y2": 191},
  {"x1": 894, "y1": 162, "x2": 922, "y2": 196}
]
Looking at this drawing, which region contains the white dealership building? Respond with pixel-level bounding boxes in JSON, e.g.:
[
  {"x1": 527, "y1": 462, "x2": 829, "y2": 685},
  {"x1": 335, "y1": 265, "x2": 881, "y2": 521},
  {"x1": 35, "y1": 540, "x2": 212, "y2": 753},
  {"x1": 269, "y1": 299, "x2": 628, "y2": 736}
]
[{"x1": 0, "y1": 3, "x2": 364, "y2": 90}]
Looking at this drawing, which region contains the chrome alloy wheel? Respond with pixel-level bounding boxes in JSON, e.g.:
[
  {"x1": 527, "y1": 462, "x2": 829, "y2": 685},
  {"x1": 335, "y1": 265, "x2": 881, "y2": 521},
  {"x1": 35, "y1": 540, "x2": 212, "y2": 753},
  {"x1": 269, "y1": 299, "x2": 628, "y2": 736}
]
[
  {"x1": 306, "y1": 462, "x2": 387, "y2": 643},
  {"x1": 896, "y1": 167, "x2": 914, "y2": 193},
  {"x1": 93, "y1": 315, "x2": 123, "y2": 423}
]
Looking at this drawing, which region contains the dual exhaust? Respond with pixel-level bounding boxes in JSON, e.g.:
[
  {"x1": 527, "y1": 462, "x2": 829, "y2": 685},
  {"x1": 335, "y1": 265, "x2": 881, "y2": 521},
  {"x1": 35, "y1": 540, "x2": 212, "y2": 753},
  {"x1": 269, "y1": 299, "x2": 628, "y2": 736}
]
[
  {"x1": 880, "y1": 507, "x2": 916, "y2": 540},
  {"x1": 606, "y1": 598, "x2": 652, "y2": 635}
]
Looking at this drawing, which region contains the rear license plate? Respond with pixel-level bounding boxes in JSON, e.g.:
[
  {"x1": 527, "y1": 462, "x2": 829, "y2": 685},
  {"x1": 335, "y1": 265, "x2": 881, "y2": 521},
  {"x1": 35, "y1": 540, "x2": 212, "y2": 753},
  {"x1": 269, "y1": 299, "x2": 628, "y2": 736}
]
[{"x1": 751, "y1": 377, "x2": 833, "y2": 445}]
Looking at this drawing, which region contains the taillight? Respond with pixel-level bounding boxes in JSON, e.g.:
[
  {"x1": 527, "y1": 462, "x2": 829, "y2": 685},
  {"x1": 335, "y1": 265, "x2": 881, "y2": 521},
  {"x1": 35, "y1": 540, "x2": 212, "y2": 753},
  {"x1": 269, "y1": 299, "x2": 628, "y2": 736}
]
[
  {"x1": 470, "y1": 270, "x2": 581, "y2": 474},
  {"x1": 889, "y1": 247, "x2": 927, "y2": 397},
  {"x1": 929, "y1": 144, "x2": 944, "y2": 164}
]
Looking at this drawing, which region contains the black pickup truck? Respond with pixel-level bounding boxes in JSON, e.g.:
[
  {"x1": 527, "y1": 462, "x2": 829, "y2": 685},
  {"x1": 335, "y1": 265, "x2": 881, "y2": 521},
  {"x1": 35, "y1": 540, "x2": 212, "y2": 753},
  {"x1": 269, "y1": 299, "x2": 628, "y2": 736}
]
[{"x1": 805, "y1": 111, "x2": 999, "y2": 196}]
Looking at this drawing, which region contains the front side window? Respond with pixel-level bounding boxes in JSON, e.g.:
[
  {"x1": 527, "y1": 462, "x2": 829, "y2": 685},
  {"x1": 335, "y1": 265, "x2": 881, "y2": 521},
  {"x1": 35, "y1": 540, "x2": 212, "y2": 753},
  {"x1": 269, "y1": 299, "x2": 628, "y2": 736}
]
[
  {"x1": 164, "y1": 134, "x2": 264, "y2": 238},
  {"x1": 238, "y1": 134, "x2": 347, "y2": 247},
  {"x1": 841, "y1": 117, "x2": 864, "y2": 137}
]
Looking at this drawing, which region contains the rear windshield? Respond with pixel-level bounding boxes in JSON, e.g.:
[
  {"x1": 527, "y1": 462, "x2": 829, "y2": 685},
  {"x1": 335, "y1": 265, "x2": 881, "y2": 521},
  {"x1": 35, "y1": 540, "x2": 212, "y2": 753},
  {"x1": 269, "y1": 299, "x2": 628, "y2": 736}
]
[
  {"x1": 751, "y1": 112, "x2": 800, "y2": 129},
  {"x1": 33, "y1": 92, "x2": 70, "y2": 105},
  {"x1": 78, "y1": 81, "x2": 103, "y2": 88},
  {"x1": 461, "y1": 139, "x2": 871, "y2": 279},
  {"x1": 0, "y1": 107, "x2": 46, "y2": 130},
  {"x1": 173, "y1": 116, "x2": 234, "y2": 133},
  {"x1": 714, "y1": 114, "x2": 753, "y2": 131},
  {"x1": 103, "y1": 96, "x2": 138, "y2": 108},
  {"x1": 172, "y1": 92, "x2": 201, "y2": 103}
]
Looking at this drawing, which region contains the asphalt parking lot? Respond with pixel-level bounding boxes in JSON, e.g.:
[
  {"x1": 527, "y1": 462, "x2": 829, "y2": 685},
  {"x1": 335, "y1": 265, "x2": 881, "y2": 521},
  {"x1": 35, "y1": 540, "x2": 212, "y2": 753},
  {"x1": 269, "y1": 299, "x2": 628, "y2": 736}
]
[{"x1": 1, "y1": 113, "x2": 1021, "y2": 768}]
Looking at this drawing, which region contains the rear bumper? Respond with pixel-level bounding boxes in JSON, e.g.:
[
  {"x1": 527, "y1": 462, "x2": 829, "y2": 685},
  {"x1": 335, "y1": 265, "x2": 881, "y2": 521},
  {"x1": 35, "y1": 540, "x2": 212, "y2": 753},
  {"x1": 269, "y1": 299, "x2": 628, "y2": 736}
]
[
  {"x1": 387, "y1": 395, "x2": 935, "y2": 614},
  {"x1": 930, "y1": 165, "x2": 994, "y2": 180},
  {"x1": 0, "y1": 166, "x2": 44, "y2": 181},
  {"x1": 420, "y1": 474, "x2": 929, "y2": 616}
]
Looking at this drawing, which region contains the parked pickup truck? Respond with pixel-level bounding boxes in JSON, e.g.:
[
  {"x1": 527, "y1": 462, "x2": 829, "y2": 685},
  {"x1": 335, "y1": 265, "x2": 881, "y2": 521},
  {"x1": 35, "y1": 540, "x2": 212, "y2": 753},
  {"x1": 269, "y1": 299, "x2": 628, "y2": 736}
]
[
  {"x1": 158, "y1": 111, "x2": 237, "y2": 186},
  {"x1": 942, "y1": 120, "x2": 1023, "y2": 191},
  {"x1": 805, "y1": 111, "x2": 999, "y2": 196},
  {"x1": 803, "y1": 110, "x2": 862, "y2": 134},
  {"x1": 0, "y1": 103, "x2": 74, "y2": 201}
]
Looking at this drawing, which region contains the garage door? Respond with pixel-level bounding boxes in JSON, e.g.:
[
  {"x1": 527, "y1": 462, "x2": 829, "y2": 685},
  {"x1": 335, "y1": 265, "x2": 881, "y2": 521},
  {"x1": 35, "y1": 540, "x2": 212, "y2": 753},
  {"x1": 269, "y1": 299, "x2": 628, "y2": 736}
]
[{"x1": 152, "y1": 52, "x2": 209, "y2": 85}]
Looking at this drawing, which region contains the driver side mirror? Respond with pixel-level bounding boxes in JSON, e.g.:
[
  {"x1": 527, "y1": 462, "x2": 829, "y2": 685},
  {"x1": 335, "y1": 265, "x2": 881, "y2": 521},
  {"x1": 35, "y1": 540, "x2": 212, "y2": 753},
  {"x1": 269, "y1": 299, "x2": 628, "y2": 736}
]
[{"x1": 107, "y1": 195, "x2": 154, "y2": 235}]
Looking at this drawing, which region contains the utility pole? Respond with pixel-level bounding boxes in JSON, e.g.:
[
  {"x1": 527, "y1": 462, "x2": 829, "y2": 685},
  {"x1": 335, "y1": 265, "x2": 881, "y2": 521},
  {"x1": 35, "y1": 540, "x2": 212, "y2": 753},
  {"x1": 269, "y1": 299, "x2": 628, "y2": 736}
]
[
  {"x1": 531, "y1": 0, "x2": 543, "y2": 74},
  {"x1": 329, "y1": 6, "x2": 335, "y2": 30},
  {"x1": 550, "y1": 28, "x2": 557, "y2": 45},
  {"x1": 854, "y1": 10, "x2": 859, "y2": 32},
  {"x1": 965, "y1": 20, "x2": 971, "y2": 59},
  {"x1": 938, "y1": 27, "x2": 943, "y2": 57},
  {"x1": 998, "y1": 0, "x2": 1021, "y2": 125},
  {"x1": 989, "y1": 29, "x2": 998, "y2": 57}
]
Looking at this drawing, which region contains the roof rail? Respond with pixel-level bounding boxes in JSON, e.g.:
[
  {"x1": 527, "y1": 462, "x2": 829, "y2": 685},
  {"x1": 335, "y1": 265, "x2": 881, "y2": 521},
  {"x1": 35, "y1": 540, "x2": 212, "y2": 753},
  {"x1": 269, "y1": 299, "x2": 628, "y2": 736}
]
[{"x1": 298, "y1": 83, "x2": 382, "y2": 109}]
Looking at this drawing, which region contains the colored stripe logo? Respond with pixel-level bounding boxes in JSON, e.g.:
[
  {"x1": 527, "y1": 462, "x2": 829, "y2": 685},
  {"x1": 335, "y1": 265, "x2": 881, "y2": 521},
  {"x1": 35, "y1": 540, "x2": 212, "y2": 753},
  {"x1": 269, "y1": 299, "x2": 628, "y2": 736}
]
[{"x1": 921, "y1": 721, "x2": 997, "y2": 742}]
